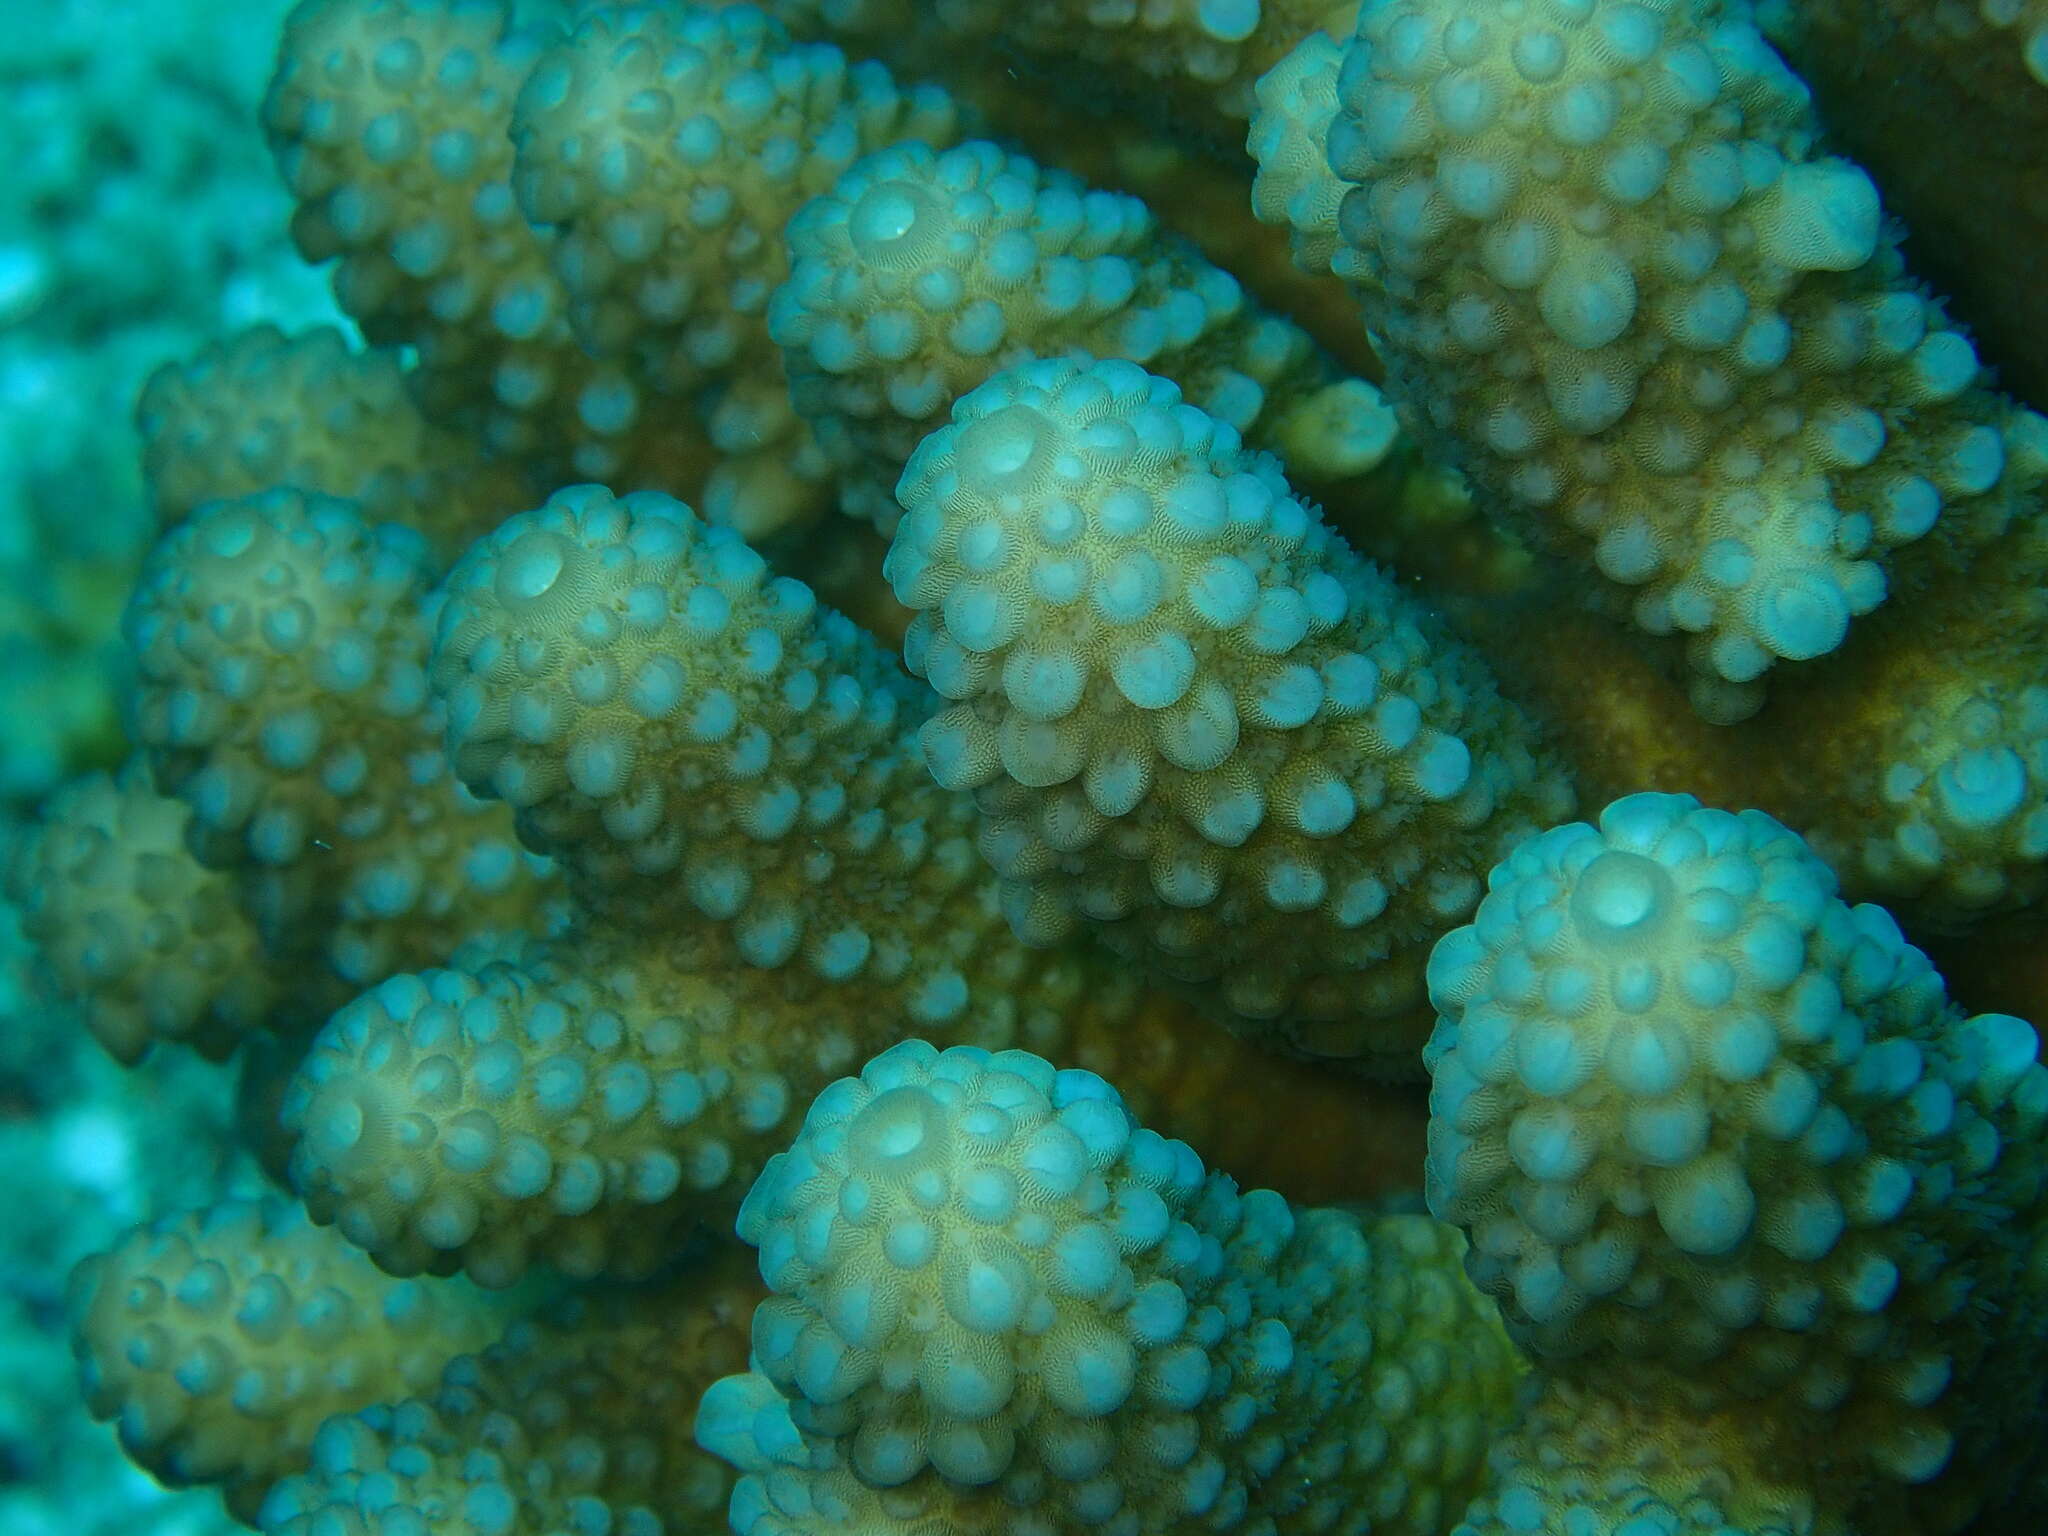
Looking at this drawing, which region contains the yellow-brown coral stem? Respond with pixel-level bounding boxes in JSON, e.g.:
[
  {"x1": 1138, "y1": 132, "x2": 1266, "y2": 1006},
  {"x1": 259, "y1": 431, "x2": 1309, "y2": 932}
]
[{"x1": 1059, "y1": 987, "x2": 1430, "y2": 1207}]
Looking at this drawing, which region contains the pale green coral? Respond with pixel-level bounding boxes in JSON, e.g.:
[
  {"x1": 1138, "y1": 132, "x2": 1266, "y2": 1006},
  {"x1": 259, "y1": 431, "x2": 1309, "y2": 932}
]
[
  {"x1": 6, "y1": 762, "x2": 284, "y2": 1064},
  {"x1": 260, "y1": 1248, "x2": 758, "y2": 1536},
  {"x1": 510, "y1": 0, "x2": 960, "y2": 538},
  {"x1": 18, "y1": 4, "x2": 2048, "y2": 1535},
  {"x1": 772, "y1": 0, "x2": 1360, "y2": 148},
  {"x1": 137, "y1": 324, "x2": 530, "y2": 563},
  {"x1": 773, "y1": 136, "x2": 1396, "y2": 533},
  {"x1": 68, "y1": 1196, "x2": 517, "y2": 1522},
  {"x1": 1271, "y1": 0, "x2": 2048, "y2": 720},
  {"x1": 889, "y1": 355, "x2": 1572, "y2": 1068},
  {"x1": 123, "y1": 487, "x2": 557, "y2": 986},
  {"x1": 700, "y1": 1038, "x2": 1522, "y2": 1535},
  {"x1": 264, "y1": 0, "x2": 717, "y2": 491}
]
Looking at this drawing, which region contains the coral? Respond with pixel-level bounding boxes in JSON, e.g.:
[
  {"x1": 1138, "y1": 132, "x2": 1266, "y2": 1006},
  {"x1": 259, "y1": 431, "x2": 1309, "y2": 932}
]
[
  {"x1": 282, "y1": 926, "x2": 858, "y2": 1287},
  {"x1": 1448, "y1": 1379, "x2": 1819, "y2": 1536},
  {"x1": 699, "y1": 1038, "x2": 1522, "y2": 1534},
  {"x1": 281, "y1": 907, "x2": 1418, "y2": 1288},
  {"x1": 890, "y1": 356, "x2": 1573, "y2": 1066},
  {"x1": 0, "y1": 0, "x2": 339, "y2": 807},
  {"x1": 20, "y1": 0, "x2": 2048, "y2": 1532},
  {"x1": 263, "y1": 0, "x2": 717, "y2": 491},
  {"x1": 288, "y1": 486, "x2": 1427, "y2": 1283},
  {"x1": 772, "y1": 136, "x2": 1398, "y2": 532},
  {"x1": 261, "y1": 1245, "x2": 759, "y2": 1536},
  {"x1": 429, "y1": 485, "x2": 969, "y2": 950},
  {"x1": 6, "y1": 762, "x2": 284, "y2": 1064},
  {"x1": 1758, "y1": 0, "x2": 2048, "y2": 405},
  {"x1": 68, "y1": 1196, "x2": 516, "y2": 1522},
  {"x1": 773, "y1": 0, "x2": 1361, "y2": 150},
  {"x1": 510, "y1": 0, "x2": 961, "y2": 539},
  {"x1": 1247, "y1": 29, "x2": 1349, "y2": 275},
  {"x1": 1286, "y1": 0, "x2": 2048, "y2": 720},
  {"x1": 137, "y1": 323, "x2": 529, "y2": 563},
  {"x1": 123, "y1": 486, "x2": 557, "y2": 985},
  {"x1": 0, "y1": 894, "x2": 272, "y2": 1536},
  {"x1": 1424, "y1": 791, "x2": 2048, "y2": 1530}
]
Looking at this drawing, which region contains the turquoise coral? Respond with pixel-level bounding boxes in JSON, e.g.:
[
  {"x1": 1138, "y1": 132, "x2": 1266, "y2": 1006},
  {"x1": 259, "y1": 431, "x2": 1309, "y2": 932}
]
[
  {"x1": 1424, "y1": 792, "x2": 2048, "y2": 1532},
  {"x1": 13, "y1": 0, "x2": 2048, "y2": 1534}
]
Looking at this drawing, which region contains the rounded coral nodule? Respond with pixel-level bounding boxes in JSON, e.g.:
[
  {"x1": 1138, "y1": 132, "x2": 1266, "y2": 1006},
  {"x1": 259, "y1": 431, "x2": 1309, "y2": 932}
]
[
  {"x1": 1426, "y1": 790, "x2": 2048, "y2": 1501},
  {"x1": 1289, "y1": 0, "x2": 2048, "y2": 719},
  {"x1": 8, "y1": 761, "x2": 283, "y2": 1064},
  {"x1": 701, "y1": 1038, "x2": 1522, "y2": 1534},
  {"x1": 888, "y1": 355, "x2": 1573, "y2": 1068},
  {"x1": 68, "y1": 1196, "x2": 515, "y2": 1522}
]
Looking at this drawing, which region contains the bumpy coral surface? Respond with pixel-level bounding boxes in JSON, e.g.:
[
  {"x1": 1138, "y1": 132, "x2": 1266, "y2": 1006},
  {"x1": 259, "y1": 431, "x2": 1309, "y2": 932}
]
[
  {"x1": 774, "y1": 136, "x2": 1395, "y2": 531},
  {"x1": 1300, "y1": 0, "x2": 2047, "y2": 719},
  {"x1": 8, "y1": 762, "x2": 284, "y2": 1064},
  {"x1": 511, "y1": 0, "x2": 961, "y2": 537},
  {"x1": 136, "y1": 323, "x2": 528, "y2": 562},
  {"x1": 68, "y1": 1196, "x2": 516, "y2": 1521},
  {"x1": 124, "y1": 486, "x2": 557, "y2": 984},
  {"x1": 1426, "y1": 792, "x2": 2048, "y2": 1530},
  {"x1": 701, "y1": 1039, "x2": 1522, "y2": 1534},
  {"x1": 261, "y1": 1246, "x2": 760, "y2": 1536},
  {"x1": 20, "y1": 1, "x2": 2048, "y2": 1534},
  {"x1": 891, "y1": 356, "x2": 1572, "y2": 1065},
  {"x1": 1762, "y1": 0, "x2": 2048, "y2": 406}
]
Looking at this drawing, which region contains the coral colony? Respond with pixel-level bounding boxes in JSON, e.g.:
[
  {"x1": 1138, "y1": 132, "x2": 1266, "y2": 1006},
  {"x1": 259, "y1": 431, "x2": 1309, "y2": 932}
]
[{"x1": 18, "y1": 2, "x2": 2048, "y2": 1534}]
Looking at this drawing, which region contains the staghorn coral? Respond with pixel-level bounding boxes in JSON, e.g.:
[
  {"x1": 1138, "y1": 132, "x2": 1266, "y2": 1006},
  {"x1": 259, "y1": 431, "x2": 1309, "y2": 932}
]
[{"x1": 19, "y1": 0, "x2": 2048, "y2": 1532}]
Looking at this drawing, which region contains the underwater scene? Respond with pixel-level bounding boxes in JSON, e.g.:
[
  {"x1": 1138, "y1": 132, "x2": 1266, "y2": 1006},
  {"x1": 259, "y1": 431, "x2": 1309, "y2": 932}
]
[{"x1": 4, "y1": 0, "x2": 2048, "y2": 1532}]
